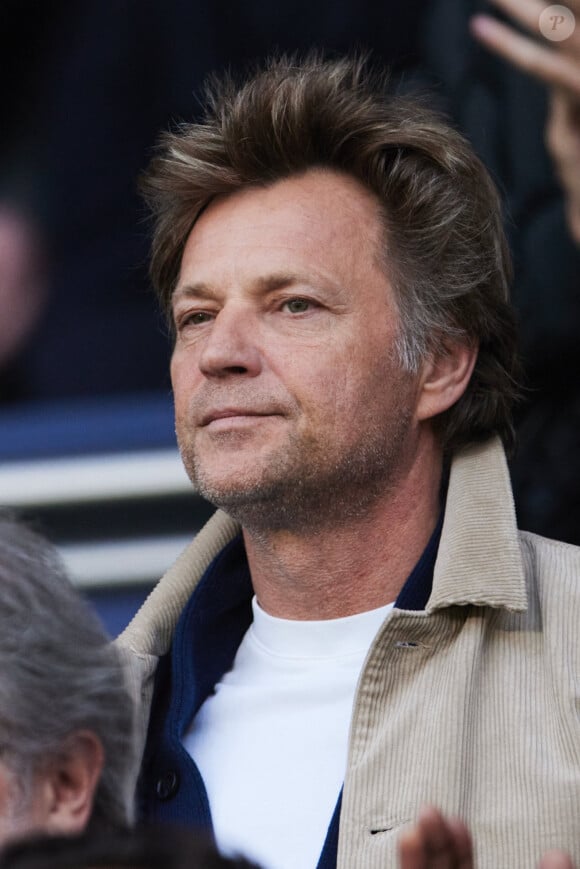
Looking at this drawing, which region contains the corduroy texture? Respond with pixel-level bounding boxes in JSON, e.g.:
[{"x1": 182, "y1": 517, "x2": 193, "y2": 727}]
[
  {"x1": 117, "y1": 438, "x2": 580, "y2": 867},
  {"x1": 116, "y1": 508, "x2": 240, "y2": 758},
  {"x1": 338, "y1": 529, "x2": 580, "y2": 867}
]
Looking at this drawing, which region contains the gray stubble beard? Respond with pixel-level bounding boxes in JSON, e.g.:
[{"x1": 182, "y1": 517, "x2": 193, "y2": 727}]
[{"x1": 177, "y1": 404, "x2": 415, "y2": 536}]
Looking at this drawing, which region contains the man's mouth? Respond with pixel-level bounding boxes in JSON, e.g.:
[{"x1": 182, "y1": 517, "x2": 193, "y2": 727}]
[{"x1": 200, "y1": 408, "x2": 277, "y2": 427}]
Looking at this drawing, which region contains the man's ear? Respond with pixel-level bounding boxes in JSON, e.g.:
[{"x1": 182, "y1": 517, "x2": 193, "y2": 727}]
[
  {"x1": 415, "y1": 339, "x2": 478, "y2": 423},
  {"x1": 43, "y1": 730, "x2": 104, "y2": 836}
]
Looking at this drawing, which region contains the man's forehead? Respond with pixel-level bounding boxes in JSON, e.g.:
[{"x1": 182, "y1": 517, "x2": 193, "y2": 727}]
[
  {"x1": 186, "y1": 169, "x2": 382, "y2": 239},
  {"x1": 176, "y1": 169, "x2": 386, "y2": 285}
]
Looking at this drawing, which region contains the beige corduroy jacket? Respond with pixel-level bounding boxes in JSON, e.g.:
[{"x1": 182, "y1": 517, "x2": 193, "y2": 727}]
[{"x1": 117, "y1": 437, "x2": 580, "y2": 868}]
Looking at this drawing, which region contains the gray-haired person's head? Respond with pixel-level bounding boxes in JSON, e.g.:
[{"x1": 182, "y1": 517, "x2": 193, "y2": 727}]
[
  {"x1": 0, "y1": 515, "x2": 137, "y2": 831},
  {"x1": 142, "y1": 52, "x2": 520, "y2": 454}
]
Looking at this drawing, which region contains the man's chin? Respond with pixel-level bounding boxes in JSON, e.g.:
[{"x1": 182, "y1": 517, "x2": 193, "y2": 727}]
[
  {"x1": 194, "y1": 478, "x2": 290, "y2": 530},
  {"x1": 194, "y1": 476, "x2": 275, "y2": 507}
]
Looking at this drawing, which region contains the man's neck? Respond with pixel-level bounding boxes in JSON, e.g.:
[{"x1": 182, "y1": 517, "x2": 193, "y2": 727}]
[{"x1": 242, "y1": 439, "x2": 444, "y2": 620}]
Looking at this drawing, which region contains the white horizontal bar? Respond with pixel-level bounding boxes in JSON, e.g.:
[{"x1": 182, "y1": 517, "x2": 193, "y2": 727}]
[
  {"x1": 0, "y1": 449, "x2": 193, "y2": 507},
  {"x1": 60, "y1": 534, "x2": 192, "y2": 588}
]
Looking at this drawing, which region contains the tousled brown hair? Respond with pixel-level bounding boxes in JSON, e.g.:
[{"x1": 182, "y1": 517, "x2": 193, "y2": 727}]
[{"x1": 142, "y1": 53, "x2": 520, "y2": 453}]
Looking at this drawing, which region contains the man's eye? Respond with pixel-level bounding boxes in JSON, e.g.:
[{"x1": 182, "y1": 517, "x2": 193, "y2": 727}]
[
  {"x1": 284, "y1": 298, "x2": 311, "y2": 314},
  {"x1": 177, "y1": 311, "x2": 212, "y2": 328}
]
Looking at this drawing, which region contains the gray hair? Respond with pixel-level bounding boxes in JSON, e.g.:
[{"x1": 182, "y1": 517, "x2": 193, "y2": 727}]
[
  {"x1": 142, "y1": 53, "x2": 520, "y2": 453},
  {"x1": 0, "y1": 515, "x2": 137, "y2": 829}
]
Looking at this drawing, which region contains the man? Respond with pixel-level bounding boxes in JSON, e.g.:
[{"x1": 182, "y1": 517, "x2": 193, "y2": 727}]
[
  {"x1": 117, "y1": 55, "x2": 580, "y2": 868},
  {"x1": 0, "y1": 515, "x2": 137, "y2": 845}
]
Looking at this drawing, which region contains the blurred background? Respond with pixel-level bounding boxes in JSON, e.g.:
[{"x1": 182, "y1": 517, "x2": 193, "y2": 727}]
[{"x1": 1, "y1": 0, "x2": 578, "y2": 634}]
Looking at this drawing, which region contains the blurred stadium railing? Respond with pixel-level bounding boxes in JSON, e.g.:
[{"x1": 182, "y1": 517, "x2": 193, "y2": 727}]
[{"x1": 0, "y1": 393, "x2": 214, "y2": 635}]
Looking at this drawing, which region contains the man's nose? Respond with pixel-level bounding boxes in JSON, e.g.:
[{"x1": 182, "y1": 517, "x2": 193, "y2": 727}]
[{"x1": 198, "y1": 303, "x2": 262, "y2": 377}]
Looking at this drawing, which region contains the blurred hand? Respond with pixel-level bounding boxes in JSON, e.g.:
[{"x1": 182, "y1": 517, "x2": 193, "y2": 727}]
[
  {"x1": 398, "y1": 805, "x2": 576, "y2": 869},
  {"x1": 470, "y1": 0, "x2": 580, "y2": 243},
  {"x1": 398, "y1": 806, "x2": 473, "y2": 869}
]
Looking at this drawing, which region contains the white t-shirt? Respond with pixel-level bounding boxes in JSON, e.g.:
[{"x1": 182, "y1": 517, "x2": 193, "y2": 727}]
[{"x1": 183, "y1": 596, "x2": 394, "y2": 869}]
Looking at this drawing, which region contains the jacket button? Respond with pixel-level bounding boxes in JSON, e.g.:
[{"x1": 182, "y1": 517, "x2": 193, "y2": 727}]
[{"x1": 155, "y1": 770, "x2": 179, "y2": 801}]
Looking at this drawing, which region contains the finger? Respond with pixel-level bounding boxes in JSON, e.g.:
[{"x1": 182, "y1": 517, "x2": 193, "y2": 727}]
[
  {"x1": 546, "y1": 90, "x2": 580, "y2": 158},
  {"x1": 470, "y1": 14, "x2": 580, "y2": 93},
  {"x1": 476, "y1": 0, "x2": 580, "y2": 52},
  {"x1": 480, "y1": 0, "x2": 548, "y2": 36},
  {"x1": 538, "y1": 849, "x2": 576, "y2": 869},
  {"x1": 398, "y1": 806, "x2": 458, "y2": 869},
  {"x1": 417, "y1": 805, "x2": 453, "y2": 853},
  {"x1": 488, "y1": 0, "x2": 580, "y2": 19},
  {"x1": 416, "y1": 805, "x2": 465, "y2": 867},
  {"x1": 546, "y1": 94, "x2": 580, "y2": 242},
  {"x1": 485, "y1": 0, "x2": 580, "y2": 33},
  {"x1": 399, "y1": 826, "x2": 428, "y2": 869},
  {"x1": 446, "y1": 817, "x2": 474, "y2": 869}
]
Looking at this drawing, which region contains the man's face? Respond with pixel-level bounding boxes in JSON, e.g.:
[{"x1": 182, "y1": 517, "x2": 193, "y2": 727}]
[{"x1": 171, "y1": 169, "x2": 424, "y2": 531}]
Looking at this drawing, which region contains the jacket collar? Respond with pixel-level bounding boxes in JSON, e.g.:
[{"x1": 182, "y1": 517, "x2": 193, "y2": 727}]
[{"x1": 427, "y1": 436, "x2": 527, "y2": 613}]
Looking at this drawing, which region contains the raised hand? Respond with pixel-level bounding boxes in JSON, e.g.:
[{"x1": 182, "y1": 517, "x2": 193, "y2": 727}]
[
  {"x1": 398, "y1": 806, "x2": 473, "y2": 869},
  {"x1": 398, "y1": 805, "x2": 576, "y2": 869},
  {"x1": 470, "y1": 0, "x2": 580, "y2": 242}
]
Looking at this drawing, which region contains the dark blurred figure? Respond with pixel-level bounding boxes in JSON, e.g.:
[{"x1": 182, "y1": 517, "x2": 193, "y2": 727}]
[
  {"x1": 421, "y1": 0, "x2": 580, "y2": 544},
  {"x1": 0, "y1": 826, "x2": 262, "y2": 869}
]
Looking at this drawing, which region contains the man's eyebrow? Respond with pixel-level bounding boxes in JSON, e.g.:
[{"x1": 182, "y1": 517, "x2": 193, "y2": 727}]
[
  {"x1": 253, "y1": 272, "x2": 305, "y2": 292},
  {"x1": 172, "y1": 282, "x2": 214, "y2": 304},
  {"x1": 172, "y1": 272, "x2": 307, "y2": 304}
]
